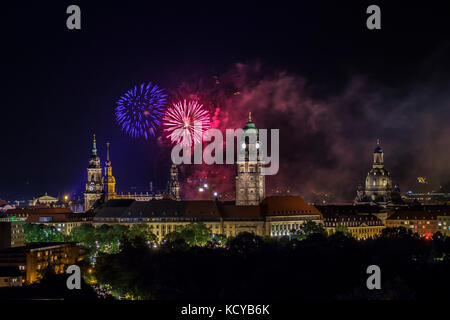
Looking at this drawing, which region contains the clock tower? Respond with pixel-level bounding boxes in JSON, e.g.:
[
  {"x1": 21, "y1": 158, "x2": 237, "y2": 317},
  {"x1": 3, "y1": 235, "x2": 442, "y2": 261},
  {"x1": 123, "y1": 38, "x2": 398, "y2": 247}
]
[
  {"x1": 84, "y1": 134, "x2": 104, "y2": 211},
  {"x1": 235, "y1": 113, "x2": 265, "y2": 205}
]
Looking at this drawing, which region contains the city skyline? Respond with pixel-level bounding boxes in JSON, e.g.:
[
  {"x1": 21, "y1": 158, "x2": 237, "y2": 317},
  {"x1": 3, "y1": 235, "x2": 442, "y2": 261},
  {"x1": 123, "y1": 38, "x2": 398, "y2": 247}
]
[
  {"x1": 2, "y1": 1, "x2": 450, "y2": 304},
  {"x1": 2, "y1": 2, "x2": 450, "y2": 202}
]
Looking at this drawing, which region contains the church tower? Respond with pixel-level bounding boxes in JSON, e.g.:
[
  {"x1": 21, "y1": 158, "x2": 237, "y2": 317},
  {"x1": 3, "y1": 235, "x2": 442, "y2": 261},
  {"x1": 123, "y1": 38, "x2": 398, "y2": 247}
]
[
  {"x1": 84, "y1": 135, "x2": 104, "y2": 211},
  {"x1": 235, "y1": 113, "x2": 265, "y2": 205},
  {"x1": 363, "y1": 140, "x2": 392, "y2": 202},
  {"x1": 167, "y1": 163, "x2": 181, "y2": 201},
  {"x1": 104, "y1": 142, "x2": 116, "y2": 202}
]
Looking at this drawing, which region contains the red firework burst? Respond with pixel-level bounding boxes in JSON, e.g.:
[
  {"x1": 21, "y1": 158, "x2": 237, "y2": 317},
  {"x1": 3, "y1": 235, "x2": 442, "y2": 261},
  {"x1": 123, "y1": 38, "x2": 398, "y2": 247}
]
[{"x1": 163, "y1": 100, "x2": 211, "y2": 146}]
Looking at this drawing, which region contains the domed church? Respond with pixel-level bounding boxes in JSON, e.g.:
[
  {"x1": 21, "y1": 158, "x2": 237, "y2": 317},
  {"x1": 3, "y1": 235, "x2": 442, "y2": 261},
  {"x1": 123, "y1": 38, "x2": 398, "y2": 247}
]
[{"x1": 355, "y1": 140, "x2": 393, "y2": 205}]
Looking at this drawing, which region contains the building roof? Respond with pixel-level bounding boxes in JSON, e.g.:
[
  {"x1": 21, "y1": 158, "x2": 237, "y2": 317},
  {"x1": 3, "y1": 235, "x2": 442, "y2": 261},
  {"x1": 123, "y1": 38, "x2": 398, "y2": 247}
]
[
  {"x1": 261, "y1": 196, "x2": 323, "y2": 218},
  {"x1": 184, "y1": 201, "x2": 221, "y2": 218},
  {"x1": 323, "y1": 214, "x2": 383, "y2": 227},
  {"x1": 95, "y1": 195, "x2": 323, "y2": 221},
  {"x1": 5, "y1": 207, "x2": 73, "y2": 215},
  {"x1": 316, "y1": 204, "x2": 382, "y2": 217},
  {"x1": 4, "y1": 207, "x2": 93, "y2": 222},
  {"x1": 219, "y1": 204, "x2": 262, "y2": 219},
  {"x1": 0, "y1": 242, "x2": 79, "y2": 254},
  {"x1": 387, "y1": 211, "x2": 439, "y2": 220},
  {"x1": 35, "y1": 195, "x2": 58, "y2": 202}
]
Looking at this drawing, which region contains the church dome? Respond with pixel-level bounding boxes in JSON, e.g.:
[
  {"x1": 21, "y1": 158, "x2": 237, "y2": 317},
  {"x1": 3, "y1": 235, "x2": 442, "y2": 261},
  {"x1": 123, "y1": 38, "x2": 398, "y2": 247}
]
[
  {"x1": 243, "y1": 120, "x2": 258, "y2": 134},
  {"x1": 242, "y1": 112, "x2": 258, "y2": 134},
  {"x1": 365, "y1": 167, "x2": 392, "y2": 194}
]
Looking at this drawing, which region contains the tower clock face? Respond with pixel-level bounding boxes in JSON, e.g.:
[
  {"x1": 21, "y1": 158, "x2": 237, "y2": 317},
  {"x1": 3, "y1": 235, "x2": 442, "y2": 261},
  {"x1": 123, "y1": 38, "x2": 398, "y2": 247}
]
[
  {"x1": 241, "y1": 143, "x2": 246, "y2": 149},
  {"x1": 89, "y1": 186, "x2": 94, "y2": 191},
  {"x1": 255, "y1": 142, "x2": 260, "y2": 149}
]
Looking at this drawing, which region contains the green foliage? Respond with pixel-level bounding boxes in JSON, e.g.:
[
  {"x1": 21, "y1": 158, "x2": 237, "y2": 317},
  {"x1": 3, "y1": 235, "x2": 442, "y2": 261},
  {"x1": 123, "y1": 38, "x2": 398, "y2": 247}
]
[
  {"x1": 226, "y1": 232, "x2": 264, "y2": 254},
  {"x1": 92, "y1": 229, "x2": 450, "y2": 300},
  {"x1": 164, "y1": 222, "x2": 213, "y2": 247},
  {"x1": 380, "y1": 227, "x2": 420, "y2": 240},
  {"x1": 334, "y1": 224, "x2": 353, "y2": 238},
  {"x1": 129, "y1": 224, "x2": 157, "y2": 244},
  {"x1": 69, "y1": 223, "x2": 158, "y2": 258},
  {"x1": 291, "y1": 221, "x2": 327, "y2": 240},
  {"x1": 23, "y1": 223, "x2": 65, "y2": 243}
]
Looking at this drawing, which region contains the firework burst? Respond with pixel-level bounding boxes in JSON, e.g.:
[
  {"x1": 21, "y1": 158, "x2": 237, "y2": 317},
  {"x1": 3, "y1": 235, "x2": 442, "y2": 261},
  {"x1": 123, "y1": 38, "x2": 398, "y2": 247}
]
[
  {"x1": 163, "y1": 99, "x2": 211, "y2": 146},
  {"x1": 115, "y1": 82, "x2": 167, "y2": 139}
]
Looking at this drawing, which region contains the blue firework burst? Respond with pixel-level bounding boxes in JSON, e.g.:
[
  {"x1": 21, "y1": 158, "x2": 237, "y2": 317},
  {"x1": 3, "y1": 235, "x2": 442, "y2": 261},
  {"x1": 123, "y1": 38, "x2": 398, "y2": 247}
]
[{"x1": 115, "y1": 82, "x2": 168, "y2": 139}]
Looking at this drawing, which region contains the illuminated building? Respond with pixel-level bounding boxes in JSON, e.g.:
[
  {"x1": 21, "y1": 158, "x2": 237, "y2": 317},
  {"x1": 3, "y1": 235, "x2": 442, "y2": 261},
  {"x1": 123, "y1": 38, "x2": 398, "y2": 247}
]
[
  {"x1": 104, "y1": 142, "x2": 117, "y2": 202},
  {"x1": 0, "y1": 218, "x2": 25, "y2": 249},
  {"x1": 262, "y1": 196, "x2": 323, "y2": 236},
  {"x1": 166, "y1": 164, "x2": 181, "y2": 201},
  {"x1": 84, "y1": 134, "x2": 104, "y2": 211},
  {"x1": 0, "y1": 242, "x2": 83, "y2": 284},
  {"x1": 4, "y1": 207, "x2": 94, "y2": 236},
  {"x1": 91, "y1": 114, "x2": 323, "y2": 240},
  {"x1": 323, "y1": 214, "x2": 384, "y2": 239},
  {"x1": 354, "y1": 140, "x2": 394, "y2": 205},
  {"x1": 94, "y1": 195, "x2": 323, "y2": 242},
  {"x1": 316, "y1": 204, "x2": 389, "y2": 225},
  {"x1": 235, "y1": 113, "x2": 265, "y2": 205},
  {"x1": 437, "y1": 212, "x2": 450, "y2": 236},
  {"x1": 386, "y1": 211, "x2": 439, "y2": 237},
  {"x1": 402, "y1": 192, "x2": 450, "y2": 205},
  {"x1": 28, "y1": 193, "x2": 58, "y2": 207},
  {"x1": 83, "y1": 136, "x2": 178, "y2": 211}
]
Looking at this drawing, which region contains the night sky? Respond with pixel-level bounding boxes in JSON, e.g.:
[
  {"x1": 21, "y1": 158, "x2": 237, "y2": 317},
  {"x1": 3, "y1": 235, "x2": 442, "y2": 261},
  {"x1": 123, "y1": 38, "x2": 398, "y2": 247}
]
[{"x1": 2, "y1": 1, "x2": 450, "y2": 202}]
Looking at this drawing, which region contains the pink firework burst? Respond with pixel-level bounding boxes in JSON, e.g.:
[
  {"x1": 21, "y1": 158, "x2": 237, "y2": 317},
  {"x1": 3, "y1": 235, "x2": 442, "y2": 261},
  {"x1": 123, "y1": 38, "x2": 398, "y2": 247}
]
[{"x1": 163, "y1": 100, "x2": 211, "y2": 146}]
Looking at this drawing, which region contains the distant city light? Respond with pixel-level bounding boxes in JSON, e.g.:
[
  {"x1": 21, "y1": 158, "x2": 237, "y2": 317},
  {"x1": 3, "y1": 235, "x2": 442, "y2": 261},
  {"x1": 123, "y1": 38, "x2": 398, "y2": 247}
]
[
  {"x1": 199, "y1": 187, "x2": 204, "y2": 192},
  {"x1": 213, "y1": 192, "x2": 218, "y2": 196},
  {"x1": 204, "y1": 183, "x2": 208, "y2": 188}
]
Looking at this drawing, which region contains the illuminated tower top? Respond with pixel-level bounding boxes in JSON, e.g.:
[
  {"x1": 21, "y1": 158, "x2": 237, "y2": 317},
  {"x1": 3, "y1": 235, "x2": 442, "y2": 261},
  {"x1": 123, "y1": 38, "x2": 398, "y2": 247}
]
[
  {"x1": 89, "y1": 134, "x2": 101, "y2": 168},
  {"x1": 236, "y1": 113, "x2": 265, "y2": 205},
  {"x1": 85, "y1": 134, "x2": 103, "y2": 211},
  {"x1": 373, "y1": 139, "x2": 384, "y2": 168},
  {"x1": 167, "y1": 163, "x2": 181, "y2": 201},
  {"x1": 104, "y1": 142, "x2": 116, "y2": 200},
  {"x1": 92, "y1": 134, "x2": 97, "y2": 156}
]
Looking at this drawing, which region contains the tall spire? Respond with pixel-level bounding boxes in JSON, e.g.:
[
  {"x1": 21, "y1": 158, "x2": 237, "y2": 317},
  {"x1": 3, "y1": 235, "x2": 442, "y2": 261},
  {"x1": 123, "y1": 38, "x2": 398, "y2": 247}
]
[
  {"x1": 377, "y1": 138, "x2": 380, "y2": 146},
  {"x1": 106, "y1": 142, "x2": 111, "y2": 165},
  {"x1": 92, "y1": 134, "x2": 97, "y2": 156},
  {"x1": 104, "y1": 141, "x2": 116, "y2": 201},
  {"x1": 249, "y1": 112, "x2": 252, "y2": 121}
]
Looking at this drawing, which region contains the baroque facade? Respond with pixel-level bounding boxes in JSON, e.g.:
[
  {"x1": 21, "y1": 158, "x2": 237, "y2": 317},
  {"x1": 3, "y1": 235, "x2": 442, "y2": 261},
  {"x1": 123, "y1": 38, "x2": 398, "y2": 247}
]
[
  {"x1": 83, "y1": 135, "x2": 180, "y2": 211},
  {"x1": 84, "y1": 135, "x2": 103, "y2": 211},
  {"x1": 92, "y1": 114, "x2": 324, "y2": 241},
  {"x1": 355, "y1": 141, "x2": 393, "y2": 205},
  {"x1": 94, "y1": 196, "x2": 324, "y2": 242}
]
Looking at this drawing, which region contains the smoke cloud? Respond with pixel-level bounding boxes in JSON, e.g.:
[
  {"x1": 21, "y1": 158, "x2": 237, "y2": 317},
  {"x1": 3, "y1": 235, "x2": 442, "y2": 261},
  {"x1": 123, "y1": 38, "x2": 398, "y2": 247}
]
[{"x1": 170, "y1": 63, "x2": 450, "y2": 202}]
